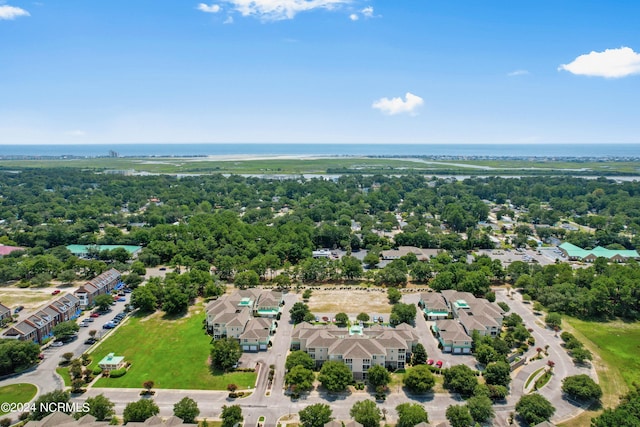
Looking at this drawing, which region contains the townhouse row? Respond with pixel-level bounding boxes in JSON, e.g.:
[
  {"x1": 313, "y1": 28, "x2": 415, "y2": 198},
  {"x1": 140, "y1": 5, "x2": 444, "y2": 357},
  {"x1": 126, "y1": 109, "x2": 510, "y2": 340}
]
[{"x1": 1, "y1": 268, "x2": 122, "y2": 343}]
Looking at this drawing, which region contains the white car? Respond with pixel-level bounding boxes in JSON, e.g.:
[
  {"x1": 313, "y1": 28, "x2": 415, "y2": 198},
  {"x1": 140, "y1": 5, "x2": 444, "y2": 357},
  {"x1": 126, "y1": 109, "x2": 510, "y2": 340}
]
[{"x1": 51, "y1": 341, "x2": 64, "y2": 347}]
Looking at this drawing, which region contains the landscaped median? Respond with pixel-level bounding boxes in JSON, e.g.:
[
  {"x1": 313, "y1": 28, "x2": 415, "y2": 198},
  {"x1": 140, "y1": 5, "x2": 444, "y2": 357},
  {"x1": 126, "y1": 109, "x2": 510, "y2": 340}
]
[{"x1": 85, "y1": 305, "x2": 256, "y2": 390}]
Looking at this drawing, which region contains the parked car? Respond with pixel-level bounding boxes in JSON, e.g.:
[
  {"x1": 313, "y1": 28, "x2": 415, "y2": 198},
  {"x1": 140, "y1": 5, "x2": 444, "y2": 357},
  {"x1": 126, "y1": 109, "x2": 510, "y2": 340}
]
[
  {"x1": 38, "y1": 353, "x2": 45, "y2": 360},
  {"x1": 102, "y1": 323, "x2": 115, "y2": 329},
  {"x1": 427, "y1": 359, "x2": 434, "y2": 365},
  {"x1": 84, "y1": 317, "x2": 94, "y2": 322},
  {"x1": 124, "y1": 288, "x2": 132, "y2": 293},
  {"x1": 51, "y1": 289, "x2": 61, "y2": 295},
  {"x1": 51, "y1": 341, "x2": 64, "y2": 347},
  {"x1": 117, "y1": 297, "x2": 126, "y2": 302},
  {"x1": 14, "y1": 305, "x2": 24, "y2": 314},
  {"x1": 84, "y1": 338, "x2": 97, "y2": 345},
  {"x1": 435, "y1": 360, "x2": 443, "y2": 368},
  {"x1": 80, "y1": 322, "x2": 89, "y2": 327},
  {"x1": 90, "y1": 312, "x2": 100, "y2": 318}
]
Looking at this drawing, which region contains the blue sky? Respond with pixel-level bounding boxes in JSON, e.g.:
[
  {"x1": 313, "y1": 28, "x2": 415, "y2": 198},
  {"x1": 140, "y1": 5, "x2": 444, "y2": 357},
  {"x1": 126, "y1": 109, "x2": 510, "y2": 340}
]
[{"x1": 1, "y1": 0, "x2": 640, "y2": 145}]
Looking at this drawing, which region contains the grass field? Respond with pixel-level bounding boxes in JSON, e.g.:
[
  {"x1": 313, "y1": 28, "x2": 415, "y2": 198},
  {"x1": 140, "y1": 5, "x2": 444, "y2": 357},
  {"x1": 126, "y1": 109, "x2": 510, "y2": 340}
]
[
  {"x1": 88, "y1": 304, "x2": 256, "y2": 390},
  {"x1": 304, "y1": 287, "x2": 392, "y2": 315},
  {"x1": 566, "y1": 318, "x2": 640, "y2": 389},
  {"x1": 0, "y1": 383, "x2": 38, "y2": 415},
  {"x1": 1, "y1": 156, "x2": 638, "y2": 176},
  {"x1": 0, "y1": 290, "x2": 54, "y2": 311}
]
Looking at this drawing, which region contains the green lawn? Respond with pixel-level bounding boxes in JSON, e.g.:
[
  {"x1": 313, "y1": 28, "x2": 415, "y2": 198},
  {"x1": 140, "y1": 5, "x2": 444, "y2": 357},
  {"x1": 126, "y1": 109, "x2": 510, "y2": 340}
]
[
  {"x1": 566, "y1": 318, "x2": 640, "y2": 388},
  {"x1": 88, "y1": 307, "x2": 256, "y2": 390},
  {"x1": 56, "y1": 367, "x2": 72, "y2": 387},
  {"x1": 0, "y1": 383, "x2": 38, "y2": 415}
]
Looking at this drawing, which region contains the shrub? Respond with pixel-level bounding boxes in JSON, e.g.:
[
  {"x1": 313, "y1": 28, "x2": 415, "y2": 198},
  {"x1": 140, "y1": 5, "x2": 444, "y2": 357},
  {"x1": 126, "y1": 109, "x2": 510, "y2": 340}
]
[
  {"x1": 93, "y1": 366, "x2": 104, "y2": 375},
  {"x1": 109, "y1": 368, "x2": 127, "y2": 378}
]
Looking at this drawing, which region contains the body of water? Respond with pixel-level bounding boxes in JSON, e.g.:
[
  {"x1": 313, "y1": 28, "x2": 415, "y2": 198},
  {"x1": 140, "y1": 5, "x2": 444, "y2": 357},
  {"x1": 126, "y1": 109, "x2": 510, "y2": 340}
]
[{"x1": 0, "y1": 143, "x2": 639, "y2": 158}]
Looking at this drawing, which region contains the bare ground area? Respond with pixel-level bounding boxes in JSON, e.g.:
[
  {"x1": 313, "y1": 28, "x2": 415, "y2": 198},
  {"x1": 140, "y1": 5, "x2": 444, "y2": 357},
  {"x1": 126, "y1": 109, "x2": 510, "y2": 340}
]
[
  {"x1": 304, "y1": 287, "x2": 393, "y2": 315},
  {"x1": 0, "y1": 288, "x2": 58, "y2": 310}
]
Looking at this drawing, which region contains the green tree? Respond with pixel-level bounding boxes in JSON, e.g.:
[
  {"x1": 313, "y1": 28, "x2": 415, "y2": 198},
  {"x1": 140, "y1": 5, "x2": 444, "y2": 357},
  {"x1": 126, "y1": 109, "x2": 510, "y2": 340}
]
[
  {"x1": 335, "y1": 312, "x2": 349, "y2": 327},
  {"x1": 475, "y1": 344, "x2": 499, "y2": 365},
  {"x1": 403, "y1": 365, "x2": 435, "y2": 393},
  {"x1": 357, "y1": 312, "x2": 370, "y2": 323},
  {"x1": 30, "y1": 390, "x2": 71, "y2": 420},
  {"x1": 443, "y1": 364, "x2": 478, "y2": 398},
  {"x1": 234, "y1": 270, "x2": 260, "y2": 289},
  {"x1": 389, "y1": 303, "x2": 417, "y2": 326},
  {"x1": 290, "y1": 302, "x2": 312, "y2": 324},
  {"x1": 211, "y1": 338, "x2": 242, "y2": 372},
  {"x1": 52, "y1": 320, "x2": 79, "y2": 340},
  {"x1": 483, "y1": 361, "x2": 511, "y2": 387},
  {"x1": 285, "y1": 365, "x2": 315, "y2": 392},
  {"x1": 561, "y1": 375, "x2": 602, "y2": 401},
  {"x1": 131, "y1": 285, "x2": 157, "y2": 312},
  {"x1": 341, "y1": 256, "x2": 363, "y2": 280},
  {"x1": 571, "y1": 347, "x2": 593, "y2": 364},
  {"x1": 367, "y1": 365, "x2": 391, "y2": 388},
  {"x1": 84, "y1": 394, "x2": 115, "y2": 421},
  {"x1": 0, "y1": 340, "x2": 40, "y2": 375},
  {"x1": 162, "y1": 285, "x2": 189, "y2": 315},
  {"x1": 545, "y1": 312, "x2": 562, "y2": 329},
  {"x1": 411, "y1": 343, "x2": 427, "y2": 365},
  {"x1": 173, "y1": 396, "x2": 200, "y2": 424},
  {"x1": 350, "y1": 399, "x2": 381, "y2": 427},
  {"x1": 318, "y1": 361, "x2": 353, "y2": 393},
  {"x1": 387, "y1": 287, "x2": 402, "y2": 304},
  {"x1": 286, "y1": 350, "x2": 315, "y2": 371},
  {"x1": 299, "y1": 404, "x2": 333, "y2": 427},
  {"x1": 221, "y1": 405, "x2": 243, "y2": 427},
  {"x1": 515, "y1": 394, "x2": 555, "y2": 425},
  {"x1": 363, "y1": 251, "x2": 380, "y2": 269},
  {"x1": 466, "y1": 395, "x2": 494, "y2": 424},
  {"x1": 93, "y1": 294, "x2": 114, "y2": 312},
  {"x1": 445, "y1": 405, "x2": 473, "y2": 427},
  {"x1": 396, "y1": 403, "x2": 429, "y2": 427}
]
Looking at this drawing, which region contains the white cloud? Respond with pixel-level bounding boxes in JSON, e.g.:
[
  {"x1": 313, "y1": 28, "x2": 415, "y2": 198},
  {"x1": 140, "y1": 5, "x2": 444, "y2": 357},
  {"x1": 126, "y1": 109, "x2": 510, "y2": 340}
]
[
  {"x1": 0, "y1": 5, "x2": 30, "y2": 20},
  {"x1": 559, "y1": 47, "x2": 640, "y2": 78},
  {"x1": 349, "y1": 13, "x2": 358, "y2": 21},
  {"x1": 361, "y1": 5, "x2": 373, "y2": 17},
  {"x1": 217, "y1": 0, "x2": 350, "y2": 21},
  {"x1": 223, "y1": 15, "x2": 234, "y2": 23},
  {"x1": 197, "y1": 3, "x2": 221, "y2": 13},
  {"x1": 372, "y1": 92, "x2": 424, "y2": 116},
  {"x1": 508, "y1": 69, "x2": 529, "y2": 77}
]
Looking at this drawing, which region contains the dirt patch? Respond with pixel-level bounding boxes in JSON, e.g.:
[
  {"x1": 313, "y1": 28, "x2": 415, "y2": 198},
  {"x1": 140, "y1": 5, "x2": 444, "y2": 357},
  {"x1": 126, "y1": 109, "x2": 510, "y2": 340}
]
[
  {"x1": 305, "y1": 287, "x2": 392, "y2": 315},
  {"x1": 0, "y1": 289, "x2": 55, "y2": 310}
]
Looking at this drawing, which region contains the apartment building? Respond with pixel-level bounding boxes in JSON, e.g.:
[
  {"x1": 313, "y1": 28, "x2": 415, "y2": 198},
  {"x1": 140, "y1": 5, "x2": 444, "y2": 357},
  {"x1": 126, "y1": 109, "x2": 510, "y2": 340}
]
[
  {"x1": 290, "y1": 322, "x2": 419, "y2": 380},
  {"x1": 74, "y1": 268, "x2": 122, "y2": 309}
]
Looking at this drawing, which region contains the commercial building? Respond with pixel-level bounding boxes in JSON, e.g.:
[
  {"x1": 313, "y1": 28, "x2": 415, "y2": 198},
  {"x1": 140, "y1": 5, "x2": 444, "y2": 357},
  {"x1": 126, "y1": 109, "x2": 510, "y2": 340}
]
[{"x1": 558, "y1": 242, "x2": 639, "y2": 262}]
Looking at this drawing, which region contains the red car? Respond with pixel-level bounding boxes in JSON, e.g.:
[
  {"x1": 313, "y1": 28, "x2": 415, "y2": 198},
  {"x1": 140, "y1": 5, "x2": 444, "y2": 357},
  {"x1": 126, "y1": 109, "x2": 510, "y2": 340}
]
[
  {"x1": 90, "y1": 313, "x2": 100, "y2": 318},
  {"x1": 435, "y1": 360, "x2": 443, "y2": 368},
  {"x1": 427, "y1": 359, "x2": 434, "y2": 365},
  {"x1": 51, "y1": 289, "x2": 61, "y2": 295}
]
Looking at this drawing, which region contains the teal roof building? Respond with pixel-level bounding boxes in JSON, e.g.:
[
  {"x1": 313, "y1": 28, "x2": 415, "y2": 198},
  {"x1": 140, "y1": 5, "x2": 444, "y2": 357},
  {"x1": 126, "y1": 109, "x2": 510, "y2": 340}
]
[
  {"x1": 66, "y1": 244, "x2": 142, "y2": 258},
  {"x1": 558, "y1": 242, "x2": 639, "y2": 262}
]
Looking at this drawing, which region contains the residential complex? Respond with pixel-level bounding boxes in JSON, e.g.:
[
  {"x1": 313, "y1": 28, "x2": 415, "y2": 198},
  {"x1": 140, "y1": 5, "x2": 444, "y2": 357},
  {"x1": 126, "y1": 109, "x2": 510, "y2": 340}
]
[
  {"x1": 290, "y1": 322, "x2": 419, "y2": 380},
  {"x1": 25, "y1": 412, "x2": 191, "y2": 427},
  {"x1": 2, "y1": 294, "x2": 81, "y2": 343},
  {"x1": 420, "y1": 290, "x2": 504, "y2": 354},
  {"x1": 205, "y1": 288, "x2": 283, "y2": 351},
  {"x1": 74, "y1": 268, "x2": 122, "y2": 309}
]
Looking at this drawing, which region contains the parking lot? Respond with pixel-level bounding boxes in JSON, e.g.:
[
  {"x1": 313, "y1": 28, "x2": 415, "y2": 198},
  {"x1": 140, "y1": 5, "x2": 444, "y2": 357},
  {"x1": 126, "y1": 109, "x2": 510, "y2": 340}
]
[{"x1": 475, "y1": 247, "x2": 560, "y2": 267}]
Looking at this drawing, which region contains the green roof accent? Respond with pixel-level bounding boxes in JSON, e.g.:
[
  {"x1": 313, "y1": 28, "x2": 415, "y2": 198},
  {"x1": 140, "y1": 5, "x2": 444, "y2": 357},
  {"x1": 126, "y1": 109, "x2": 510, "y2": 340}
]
[
  {"x1": 66, "y1": 244, "x2": 142, "y2": 255},
  {"x1": 559, "y1": 242, "x2": 639, "y2": 260},
  {"x1": 349, "y1": 325, "x2": 363, "y2": 336},
  {"x1": 98, "y1": 353, "x2": 125, "y2": 366},
  {"x1": 238, "y1": 297, "x2": 253, "y2": 307},
  {"x1": 453, "y1": 300, "x2": 470, "y2": 309}
]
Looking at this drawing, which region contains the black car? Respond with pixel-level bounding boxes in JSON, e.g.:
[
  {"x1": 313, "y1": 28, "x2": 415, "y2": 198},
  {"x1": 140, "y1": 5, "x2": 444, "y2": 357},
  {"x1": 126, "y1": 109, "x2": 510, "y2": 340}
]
[
  {"x1": 84, "y1": 338, "x2": 97, "y2": 345},
  {"x1": 14, "y1": 305, "x2": 24, "y2": 314}
]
